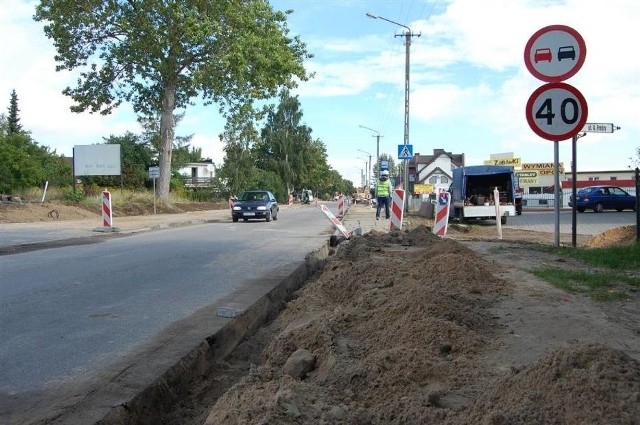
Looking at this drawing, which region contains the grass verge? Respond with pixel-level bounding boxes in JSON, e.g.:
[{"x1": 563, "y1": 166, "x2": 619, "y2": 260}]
[{"x1": 532, "y1": 243, "x2": 640, "y2": 301}]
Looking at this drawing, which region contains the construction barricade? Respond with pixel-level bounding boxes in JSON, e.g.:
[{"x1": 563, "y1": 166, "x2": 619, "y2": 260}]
[
  {"x1": 102, "y1": 190, "x2": 113, "y2": 229},
  {"x1": 433, "y1": 190, "x2": 451, "y2": 237},
  {"x1": 338, "y1": 195, "x2": 346, "y2": 218},
  {"x1": 390, "y1": 189, "x2": 405, "y2": 230}
]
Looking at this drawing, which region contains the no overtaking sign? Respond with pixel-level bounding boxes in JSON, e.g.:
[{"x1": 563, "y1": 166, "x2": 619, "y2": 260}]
[{"x1": 524, "y1": 24, "x2": 586, "y2": 83}]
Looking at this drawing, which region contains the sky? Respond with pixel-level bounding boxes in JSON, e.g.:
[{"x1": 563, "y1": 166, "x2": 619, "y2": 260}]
[{"x1": 1, "y1": 0, "x2": 638, "y2": 187}]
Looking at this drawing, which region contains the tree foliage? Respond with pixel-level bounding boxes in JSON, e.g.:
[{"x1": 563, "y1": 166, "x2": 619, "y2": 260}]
[
  {"x1": 256, "y1": 89, "x2": 315, "y2": 192},
  {"x1": 0, "y1": 92, "x2": 70, "y2": 193},
  {"x1": 0, "y1": 132, "x2": 71, "y2": 193},
  {"x1": 218, "y1": 91, "x2": 354, "y2": 201},
  {"x1": 7, "y1": 90, "x2": 23, "y2": 135},
  {"x1": 34, "y1": 0, "x2": 310, "y2": 204},
  {"x1": 216, "y1": 104, "x2": 263, "y2": 197}
]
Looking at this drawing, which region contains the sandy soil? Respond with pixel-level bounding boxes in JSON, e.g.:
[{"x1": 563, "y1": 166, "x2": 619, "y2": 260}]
[
  {"x1": 196, "y1": 222, "x2": 639, "y2": 425},
  {"x1": 2, "y1": 201, "x2": 639, "y2": 424}
]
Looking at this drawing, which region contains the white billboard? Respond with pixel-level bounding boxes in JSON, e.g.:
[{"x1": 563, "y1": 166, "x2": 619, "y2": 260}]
[{"x1": 74, "y1": 144, "x2": 121, "y2": 176}]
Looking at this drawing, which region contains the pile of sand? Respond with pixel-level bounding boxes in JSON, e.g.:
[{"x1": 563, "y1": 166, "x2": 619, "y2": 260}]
[{"x1": 204, "y1": 226, "x2": 640, "y2": 424}]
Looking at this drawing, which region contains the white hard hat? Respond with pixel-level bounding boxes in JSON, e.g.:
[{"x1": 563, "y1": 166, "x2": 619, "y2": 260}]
[{"x1": 381, "y1": 170, "x2": 390, "y2": 176}]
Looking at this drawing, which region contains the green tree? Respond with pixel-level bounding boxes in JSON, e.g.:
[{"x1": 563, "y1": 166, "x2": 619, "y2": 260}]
[
  {"x1": 256, "y1": 89, "x2": 317, "y2": 193},
  {"x1": 0, "y1": 132, "x2": 70, "y2": 192},
  {"x1": 35, "y1": 0, "x2": 310, "y2": 204},
  {"x1": 217, "y1": 105, "x2": 262, "y2": 197},
  {"x1": 7, "y1": 90, "x2": 23, "y2": 135}
]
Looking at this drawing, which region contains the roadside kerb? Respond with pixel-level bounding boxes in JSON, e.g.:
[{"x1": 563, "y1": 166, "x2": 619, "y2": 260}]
[{"x1": 61, "y1": 243, "x2": 331, "y2": 424}]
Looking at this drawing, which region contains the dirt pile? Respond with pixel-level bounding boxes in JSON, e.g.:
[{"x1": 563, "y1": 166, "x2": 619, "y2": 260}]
[
  {"x1": 204, "y1": 226, "x2": 640, "y2": 424},
  {"x1": 584, "y1": 224, "x2": 638, "y2": 248}
]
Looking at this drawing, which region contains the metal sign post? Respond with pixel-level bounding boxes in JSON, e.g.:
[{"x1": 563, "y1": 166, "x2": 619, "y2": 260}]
[
  {"x1": 149, "y1": 166, "x2": 160, "y2": 214},
  {"x1": 524, "y1": 24, "x2": 587, "y2": 247}
]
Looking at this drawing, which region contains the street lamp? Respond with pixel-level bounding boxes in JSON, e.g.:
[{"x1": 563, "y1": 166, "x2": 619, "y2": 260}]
[
  {"x1": 366, "y1": 12, "x2": 420, "y2": 209},
  {"x1": 359, "y1": 125, "x2": 382, "y2": 198},
  {"x1": 357, "y1": 148, "x2": 372, "y2": 190},
  {"x1": 356, "y1": 156, "x2": 368, "y2": 189}
]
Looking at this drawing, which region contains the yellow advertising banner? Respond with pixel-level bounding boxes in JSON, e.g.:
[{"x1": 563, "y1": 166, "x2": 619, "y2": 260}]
[
  {"x1": 483, "y1": 158, "x2": 521, "y2": 166},
  {"x1": 522, "y1": 162, "x2": 565, "y2": 173},
  {"x1": 413, "y1": 183, "x2": 434, "y2": 194}
]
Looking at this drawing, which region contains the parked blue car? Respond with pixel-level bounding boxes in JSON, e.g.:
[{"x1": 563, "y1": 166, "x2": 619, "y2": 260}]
[
  {"x1": 231, "y1": 190, "x2": 279, "y2": 222},
  {"x1": 569, "y1": 185, "x2": 637, "y2": 213}
]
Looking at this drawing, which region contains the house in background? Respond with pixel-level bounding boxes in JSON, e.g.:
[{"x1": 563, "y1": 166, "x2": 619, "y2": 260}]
[
  {"x1": 408, "y1": 148, "x2": 465, "y2": 194},
  {"x1": 178, "y1": 161, "x2": 216, "y2": 188}
]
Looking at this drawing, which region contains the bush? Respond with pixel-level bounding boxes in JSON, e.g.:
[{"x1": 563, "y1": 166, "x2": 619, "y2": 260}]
[{"x1": 65, "y1": 189, "x2": 86, "y2": 203}]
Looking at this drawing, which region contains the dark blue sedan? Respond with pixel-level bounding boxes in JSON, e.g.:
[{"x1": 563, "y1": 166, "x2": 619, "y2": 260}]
[
  {"x1": 231, "y1": 190, "x2": 279, "y2": 222},
  {"x1": 569, "y1": 185, "x2": 637, "y2": 213}
]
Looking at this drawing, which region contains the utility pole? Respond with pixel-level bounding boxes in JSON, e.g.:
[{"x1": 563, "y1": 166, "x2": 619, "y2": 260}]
[{"x1": 366, "y1": 13, "x2": 420, "y2": 211}]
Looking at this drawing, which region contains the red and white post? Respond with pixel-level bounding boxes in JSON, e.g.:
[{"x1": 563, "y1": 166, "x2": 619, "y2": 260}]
[
  {"x1": 433, "y1": 190, "x2": 451, "y2": 237},
  {"x1": 102, "y1": 190, "x2": 113, "y2": 229},
  {"x1": 338, "y1": 194, "x2": 346, "y2": 218},
  {"x1": 289, "y1": 193, "x2": 294, "y2": 207},
  {"x1": 389, "y1": 189, "x2": 405, "y2": 230}
]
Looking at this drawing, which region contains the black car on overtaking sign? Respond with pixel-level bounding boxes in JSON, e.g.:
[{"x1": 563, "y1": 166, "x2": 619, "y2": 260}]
[
  {"x1": 231, "y1": 190, "x2": 279, "y2": 222},
  {"x1": 568, "y1": 185, "x2": 637, "y2": 213}
]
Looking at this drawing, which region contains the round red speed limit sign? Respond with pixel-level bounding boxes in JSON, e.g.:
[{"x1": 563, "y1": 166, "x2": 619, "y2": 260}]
[{"x1": 526, "y1": 82, "x2": 588, "y2": 141}]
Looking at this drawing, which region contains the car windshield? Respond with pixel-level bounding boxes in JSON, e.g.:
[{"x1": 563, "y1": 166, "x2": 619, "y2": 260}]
[{"x1": 239, "y1": 191, "x2": 268, "y2": 201}]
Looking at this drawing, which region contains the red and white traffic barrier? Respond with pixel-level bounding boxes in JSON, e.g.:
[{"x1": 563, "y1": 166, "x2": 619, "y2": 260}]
[
  {"x1": 319, "y1": 204, "x2": 350, "y2": 238},
  {"x1": 289, "y1": 193, "x2": 294, "y2": 207},
  {"x1": 102, "y1": 190, "x2": 113, "y2": 228},
  {"x1": 338, "y1": 195, "x2": 346, "y2": 218},
  {"x1": 433, "y1": 190, "x2": 451, "y2": 237},
  {"x1": 390, "y1": 189, "x2": 405, "y2": 230}
]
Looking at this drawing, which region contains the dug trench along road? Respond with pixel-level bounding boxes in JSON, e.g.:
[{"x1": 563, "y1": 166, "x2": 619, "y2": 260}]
[{"x1": 0, "y1": 205, "x2": 635, "y2": 423}]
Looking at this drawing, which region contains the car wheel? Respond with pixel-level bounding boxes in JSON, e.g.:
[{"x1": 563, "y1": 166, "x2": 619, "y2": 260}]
[
  {"x1": 243, "y1": 218, "x2": 248, "y2": 222},
  {"x1": 500, "y1": 216, "x2": 507, "y2": 225},
  {"x1": 273, "y1": 209, "x2": 278, "y2": 220},
  {"x1": 577, "y1": 207, "x2": 585, "y2": 213},
  {"x1": 265, "y1": 210, "x2": 272, "y2": 222},
  {"x1": 616, "y1": 208, "x2": 624, "y2": 212},
  {"x1": 232, "y1": 216, "x2": 238, "y2": 223},
  {"x1": 594, "y1": 203, "x2": 604, "y2": 213}
]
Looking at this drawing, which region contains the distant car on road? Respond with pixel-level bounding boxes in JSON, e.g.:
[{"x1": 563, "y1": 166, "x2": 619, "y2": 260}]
[
  {"x1": 232, "y1": 190, "x2": 279, "y2": 222},
  {"x1": 569, "y1": 185, "x2": 637, "y2": 213},
  {"x1": 534, "y1": 47, "x2": 552, "y2": 63},
  {"x1": 557, "y1": 45, "x2": 576, "y2": 61}
]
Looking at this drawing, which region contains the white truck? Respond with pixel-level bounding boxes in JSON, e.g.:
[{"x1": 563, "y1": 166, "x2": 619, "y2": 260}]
[{"x1": 449, "y1": 165, "x2": 518, "y2": 225}]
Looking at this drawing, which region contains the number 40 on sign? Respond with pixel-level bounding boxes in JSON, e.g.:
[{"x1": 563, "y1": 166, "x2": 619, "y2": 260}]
[{"x1": 525, "y1": 82, "x2": 588, "y2": 141}]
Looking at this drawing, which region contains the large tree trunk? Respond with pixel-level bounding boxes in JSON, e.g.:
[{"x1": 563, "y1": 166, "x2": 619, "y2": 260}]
[{"x1": 158, "y1": 85, "x2": 176, "y2": 204}]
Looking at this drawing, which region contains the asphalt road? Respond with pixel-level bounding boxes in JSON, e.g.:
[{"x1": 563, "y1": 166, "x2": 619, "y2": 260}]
[
  {"x1": 507, "y1": 209, "x2": 637, "y2": 235},
  {"x1": 0, "y1": 204, "x2": 337, "y2": 422}
]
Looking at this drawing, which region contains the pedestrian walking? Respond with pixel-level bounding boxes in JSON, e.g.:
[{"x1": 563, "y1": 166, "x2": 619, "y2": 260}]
[{"x1": 375, "y1": 170, "x2": 392, "y2": 220}]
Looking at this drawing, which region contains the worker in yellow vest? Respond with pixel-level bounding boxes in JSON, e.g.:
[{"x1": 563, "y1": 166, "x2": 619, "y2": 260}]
[{"x1": 375, "y1": 169, "x2": 393, "y2": 220}]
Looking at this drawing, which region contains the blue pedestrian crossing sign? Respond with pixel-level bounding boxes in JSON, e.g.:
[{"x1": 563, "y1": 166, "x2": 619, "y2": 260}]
[{"x1": 398, "y1": 144, "x2": 413, "y2": 160}]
